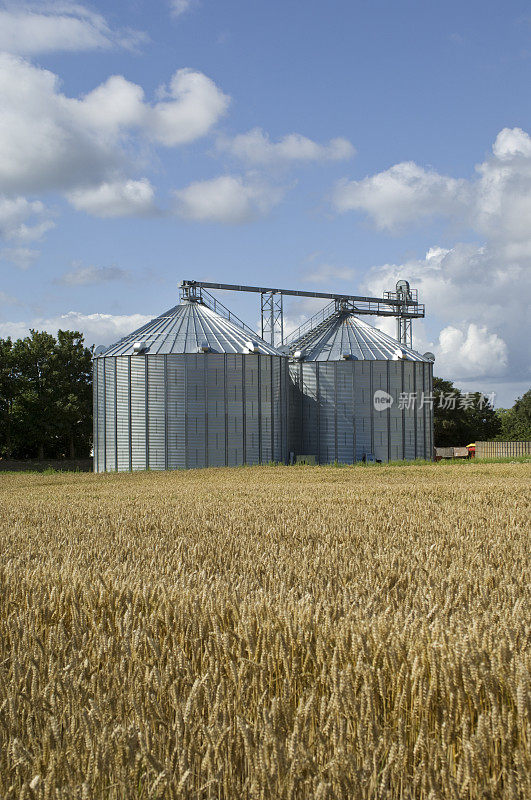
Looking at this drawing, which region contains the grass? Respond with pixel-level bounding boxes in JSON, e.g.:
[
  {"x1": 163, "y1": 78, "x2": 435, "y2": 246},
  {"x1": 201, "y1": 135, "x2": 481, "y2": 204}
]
[
  {"x1": 1, "y1": 454, "x2": 529, "y2": 475},
  {"x1": 0, "y1": 462, "x2": 529, "y2": 799}
]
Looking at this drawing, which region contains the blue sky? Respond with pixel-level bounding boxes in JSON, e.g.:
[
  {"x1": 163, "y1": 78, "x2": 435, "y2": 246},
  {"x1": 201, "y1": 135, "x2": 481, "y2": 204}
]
[{"x1": 0, "y1": 0, "x2": 530, "y2": 405}]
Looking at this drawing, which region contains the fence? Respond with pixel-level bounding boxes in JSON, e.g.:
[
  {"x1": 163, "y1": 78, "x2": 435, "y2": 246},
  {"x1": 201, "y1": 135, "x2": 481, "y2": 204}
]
[{"x1": 475, "y1": 441, "x2": 531, "y2": 458}]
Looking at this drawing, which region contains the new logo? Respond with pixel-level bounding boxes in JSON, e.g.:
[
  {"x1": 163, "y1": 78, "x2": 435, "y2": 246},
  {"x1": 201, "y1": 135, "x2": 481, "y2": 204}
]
[{"x1": 373, "y1": 390, "x2": 394, "y2": 411}]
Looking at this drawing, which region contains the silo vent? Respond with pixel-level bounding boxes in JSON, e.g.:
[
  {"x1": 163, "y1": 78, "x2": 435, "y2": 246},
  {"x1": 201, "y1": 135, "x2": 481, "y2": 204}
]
[
  {"x1": 198, "y1": 341, "x2": 211, "y2": 353},
  {"x1": 341, "y1": 353, "x2": 351, "y2": 360},
  {"x1": 133, "y1": 341, "x2": 148, "y2": 354},
  {"x1": 245, "y1": 340, "x2": 259, "y2": 353},
  {"x1": 423, "y1": 351, "x2": 436, "y2": 362},
  {"x1": 293, "y1": 350, "x2": 304, "y2": 361}
]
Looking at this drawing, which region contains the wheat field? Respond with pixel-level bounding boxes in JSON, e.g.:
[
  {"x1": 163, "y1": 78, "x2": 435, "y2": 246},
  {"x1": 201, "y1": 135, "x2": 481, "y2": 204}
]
[{"x1": 0, "y1": 462, "x2": 529, "y2": 800}]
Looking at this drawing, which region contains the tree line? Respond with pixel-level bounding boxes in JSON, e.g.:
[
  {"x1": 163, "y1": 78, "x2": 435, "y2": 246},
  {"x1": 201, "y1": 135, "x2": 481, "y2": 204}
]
[
  {"x1": 0, "y1": 330, "x2": 529, "y2": 460},
  {"x1": 433, "y1": 377, "x2": 531, "y2": 446},
  {"x1": 0, "y1": 330, "x2": 92, "y2": 460}
]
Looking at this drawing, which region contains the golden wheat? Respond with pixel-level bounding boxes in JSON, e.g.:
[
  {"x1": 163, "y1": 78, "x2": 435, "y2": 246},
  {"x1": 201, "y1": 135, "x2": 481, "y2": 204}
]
[{"x1": 0, "y1": 462, "x2": 529, "y2": 799}]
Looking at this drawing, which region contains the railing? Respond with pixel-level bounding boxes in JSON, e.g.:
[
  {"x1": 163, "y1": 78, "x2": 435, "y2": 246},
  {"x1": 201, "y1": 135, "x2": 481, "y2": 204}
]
[
  {"x1": 200, "y1": 289, "x2": 259, "y2": 339},
  {"x1": 284, "y1": 298, "x2": 425, "y2": 347},
  {"x1": 384, "y1": 288, "x2": 419, "y2": 303},
  {"x1": 284, "y1": 301, "x2": 337, "y2": 346}
]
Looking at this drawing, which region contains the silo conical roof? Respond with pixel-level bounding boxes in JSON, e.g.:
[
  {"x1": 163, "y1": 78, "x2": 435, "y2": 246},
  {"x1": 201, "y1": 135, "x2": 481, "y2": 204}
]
[
  {"x1": 97, "y1": 299, "x2": 281, "y2": 357},
  {"x1": 289, "y1": 308, "x2": 428, "y2": 361}
]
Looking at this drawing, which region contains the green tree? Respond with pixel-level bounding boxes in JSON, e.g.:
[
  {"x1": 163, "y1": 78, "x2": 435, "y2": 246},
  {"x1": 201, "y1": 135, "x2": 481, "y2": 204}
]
[
  {"x1": 12, "y1": 330, "x2": 57, "y2": 459},
  {"x1": 0, "y1": 330, "x2": 93, "y2": 460},
  {"x1": 460, "y1": 390, "x2": 502, "y2": 444},
  {"x1": 496, "y1": 390, "x2": 531, "y2": 441},
  {"x1": 51, "y1": 330, "x2": 93, "y2": 458},
  {"x1": 433, "y1": 376, "x2": 501, "y2": 447},
  {"x1": 433, "y1": 377, "x2": 462, "y2": 446},
  {"x1": 0, "y1": 338, "x2": 21, "y2": 458}
]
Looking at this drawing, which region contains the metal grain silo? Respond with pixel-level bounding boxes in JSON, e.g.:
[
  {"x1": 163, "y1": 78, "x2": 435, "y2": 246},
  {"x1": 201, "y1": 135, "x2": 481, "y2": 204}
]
[
  {"x1": 287, "y1": 304, "x2": 434, "y2": 463},
  {"x1": 93, "y1": 298, "x2": 288, "y2": 471}
]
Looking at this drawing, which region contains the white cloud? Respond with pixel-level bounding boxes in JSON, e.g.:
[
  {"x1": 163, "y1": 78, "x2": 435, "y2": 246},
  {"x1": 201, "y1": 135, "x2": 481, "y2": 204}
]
[
  {"x1": 0, "y1": 54, "x2": 230, "y2": 198},
  {"x1": 473, "y1": 128, "x2": 531, "y2": 243},
  {"x1": 67, "y1": 179, "x2": 157, "y2": 218},
  {"x1": 0, "y1": 54, "x2": 122, "y2": 194},
  {"x1": 0, "y1": 311, "x2": 154, "y2": 346},
  {"x1": 332, "y1": 127, "x2": 531, "y2": 238},
  {"x1": 361, "y1": 244, "x2": 530, "y2": 383},
  {"x1": 327, "y1": 127, "x2": 531, "y2": 385},
  {"x1": 174, "y1": 175, "x2": 284, "y2": 223},
  {"x1": 0, "y1": 247, "x2": 40, "y2": 270},
  {"x1": 436, "y1": 323, "x2": 508, "y2": 378},
  {"x1": 74, "y1": 74, "x2": 147, "y2": 135},
  {"x1": 58, "y1": 264, "x2": 131, "y2": 286},
  {"x1": 0, "y1": 196, "x2": 54, "y2": 242},
  {"x1": 219, "y1": 128, "x2": 355, "y2": 166},
  {"x1": 332, "y1": 161, "x2": 469, "y2": 230},
  {"x1": 147, "y1": 69, "x2": 230, "y2": 146},
  {"x1": 73, "y1": 68, "x2": 231, "y2": 146},
  {"x1": 492, "y1": 126, "x2": 531, "y2": 159},
  {"x1": 0, "y1": 3, "x2": 146, "y2": 55},
  {"x1": 169, "y1": 0, "x2": 197, "y2": 18}
]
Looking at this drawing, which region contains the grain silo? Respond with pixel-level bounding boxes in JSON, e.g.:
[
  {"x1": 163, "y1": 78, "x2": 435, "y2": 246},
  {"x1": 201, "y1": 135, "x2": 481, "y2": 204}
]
[
  {"x1": 93, "y1": 297, "x2": 288, "y2": 472},
  {"x1": 287, "y1": 302, "x2": 434, "y2": 463}
]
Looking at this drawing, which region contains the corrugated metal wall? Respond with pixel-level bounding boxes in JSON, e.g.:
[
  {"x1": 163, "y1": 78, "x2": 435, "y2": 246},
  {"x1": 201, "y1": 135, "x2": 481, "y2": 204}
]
[
  {"x1": 372, "y1": 362, "x2": 387, "y2": 462},
  {"x1": 389, "y1": 361, "x2": 403, "y2": 461},
  {"x1": 354, "y1": 361, "x2": 371, "y2": 461},
  {"x1": 93, "y1": 353, "x2": 288, "y2": 472},
  {"x1": 476, "y1": 441, "x2": 531, "y2": 458},
  {"x1": 96, "y1": 359, "x2": 105, "y2": 472},
  {"x1": 288, "y1": 360, "x2": 433, "y2": 463},
  {"x1": 94, "y1": 352, "x2": 433, "y2": 470},
  {"x1": 337, "y1": 365, "x2": 355, "y2": 464},
  {"x1": 116, "y1": 358, "x2": 130, "y2": 471},
  {"x1": 147, "y1": 357, "x2": 165, "y2": 470}
]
